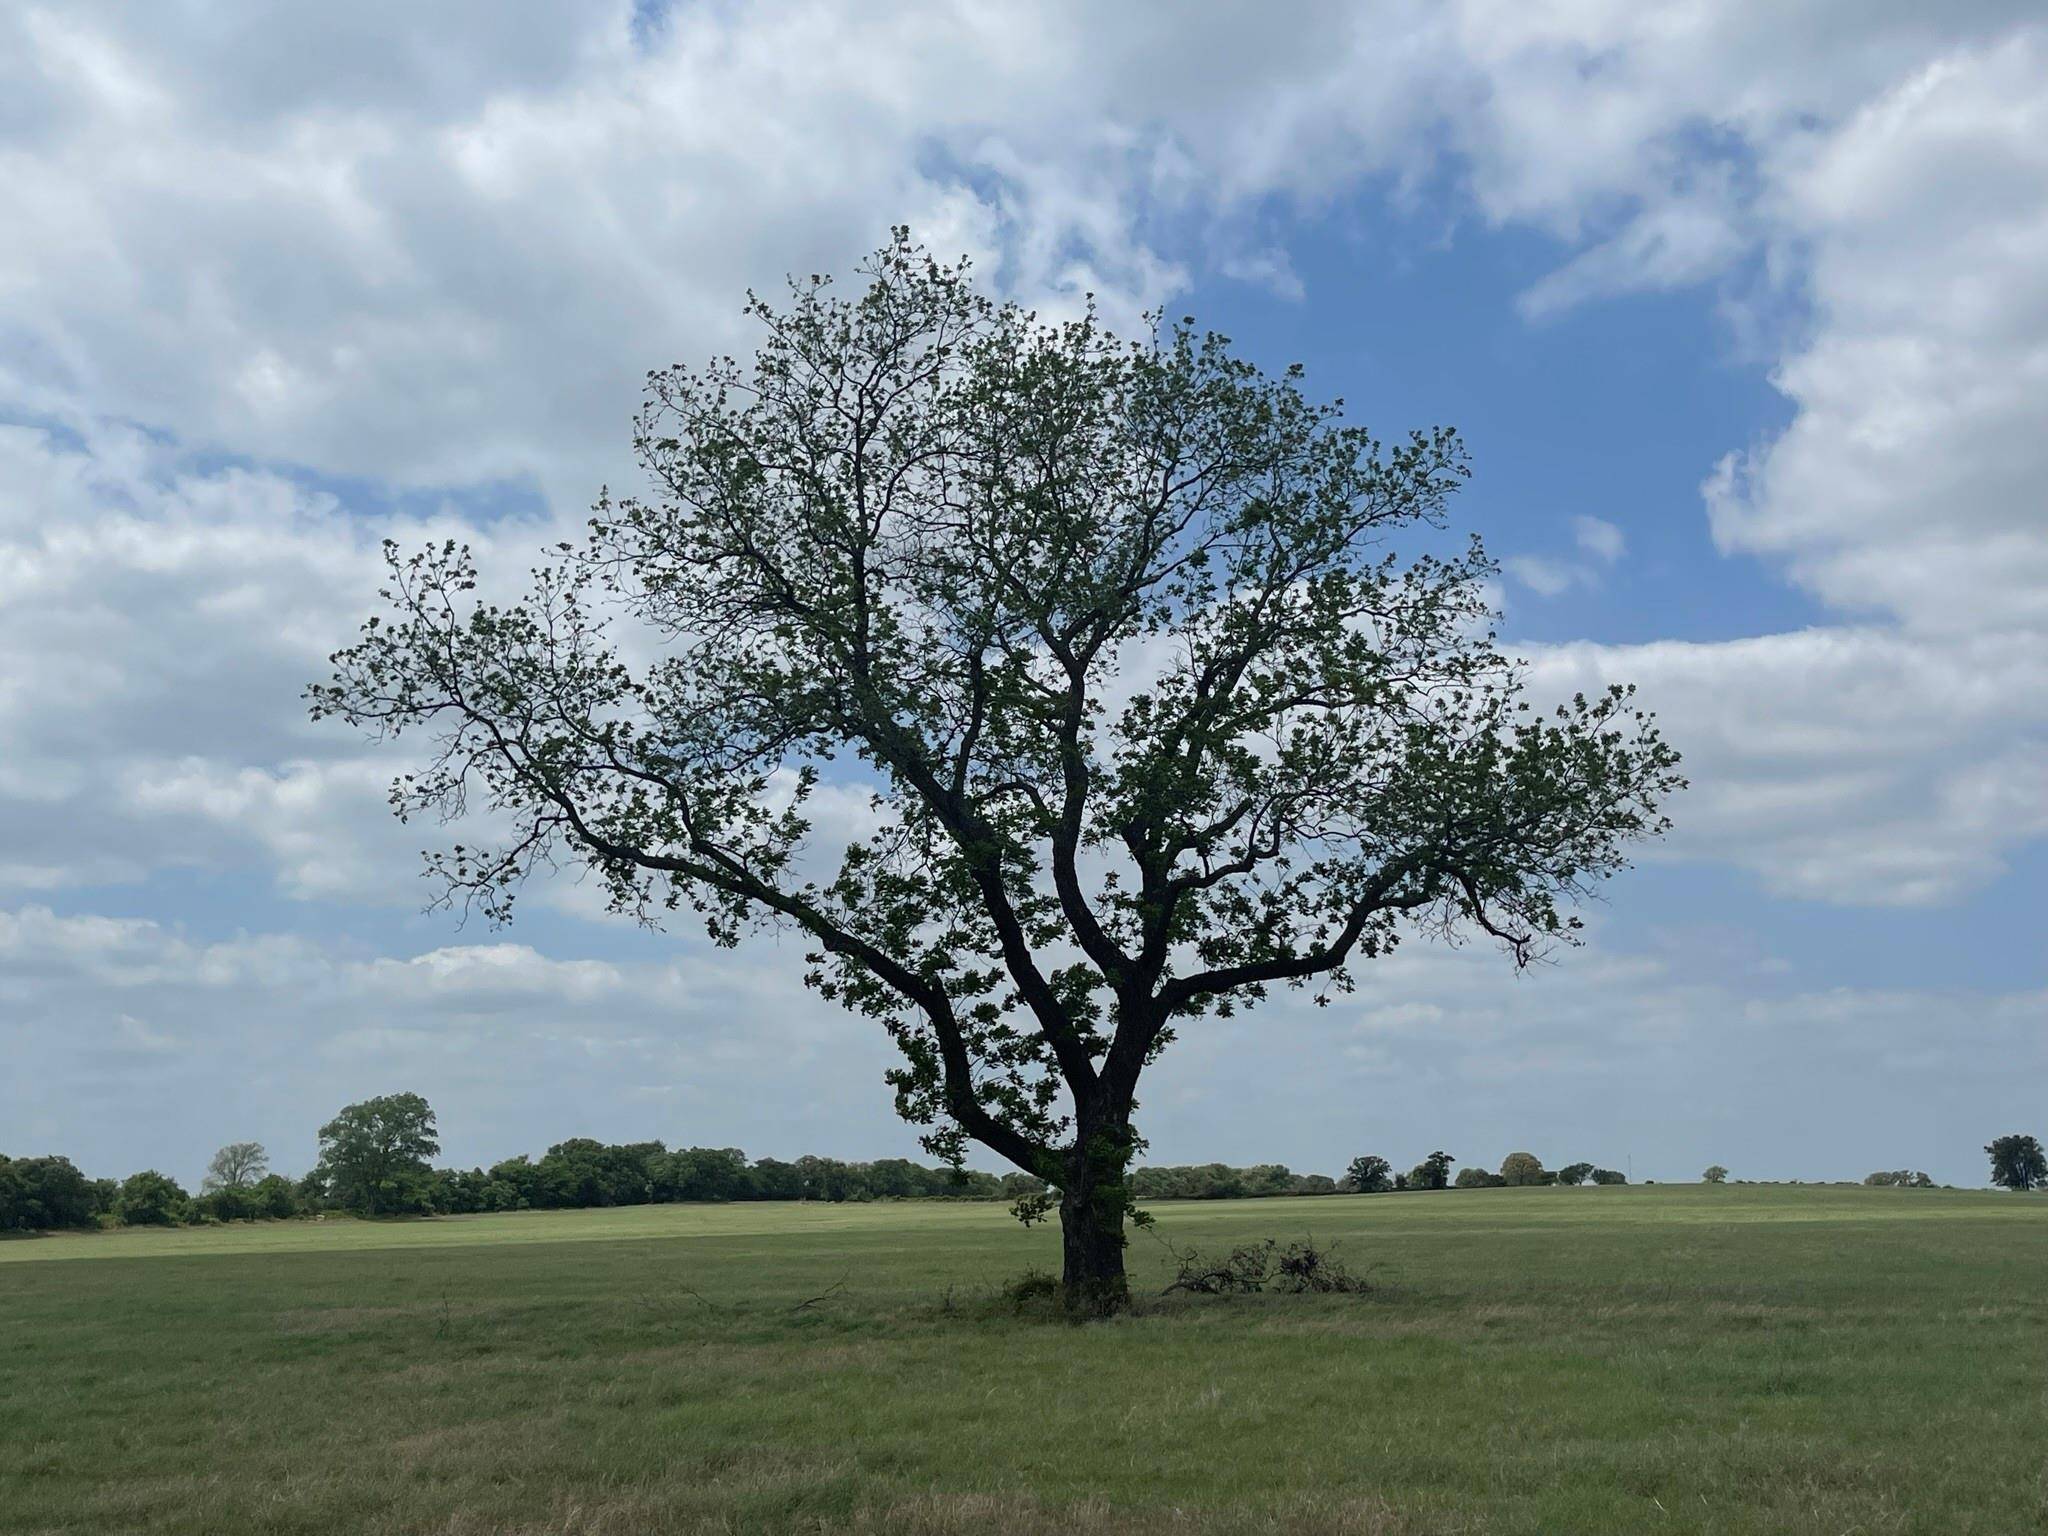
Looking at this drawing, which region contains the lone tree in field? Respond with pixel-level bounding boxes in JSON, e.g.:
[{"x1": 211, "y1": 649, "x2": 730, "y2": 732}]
[
  {"x1": 312, "y1": 234, "x2": 1682, "y2": 1311},
  {"x1": 1985, "y1": 1134, "x2": 2046, "y2": 1192}
]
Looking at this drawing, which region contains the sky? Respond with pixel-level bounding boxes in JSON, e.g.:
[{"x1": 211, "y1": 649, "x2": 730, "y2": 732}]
[{"x1": 2, "y1": 1, "x2": 2043, "y2": 1190}]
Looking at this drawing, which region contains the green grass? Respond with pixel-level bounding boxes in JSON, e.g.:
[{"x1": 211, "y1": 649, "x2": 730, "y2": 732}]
[{"x1": 4, "y1": 1185, "x2": 2044, "y2": 1533}]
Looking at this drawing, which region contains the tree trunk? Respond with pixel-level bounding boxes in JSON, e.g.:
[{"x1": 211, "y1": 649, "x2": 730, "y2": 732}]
[
  {"x1": 1058, "y1": 1117, "x2": 1134, "y2": 1314},
  {"x1": 1058, "y1": 1181, "x2": 1129, "y2": 1314}
]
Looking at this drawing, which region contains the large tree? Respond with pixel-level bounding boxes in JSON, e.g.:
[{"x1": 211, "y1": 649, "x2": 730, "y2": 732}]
[
  {"x1": 203, "y1": 1141, "x2": 269, "y2": 1193},
  {"x1": 314, "y1": 1094, "x2": 439, "y2": 1216},
  {"x1": 1985, "y1": 1134, "x2": 2046, "y2": 1192},
  {"x1": 313, "y1": 234, "x2": 1681, "y2": 1311}
]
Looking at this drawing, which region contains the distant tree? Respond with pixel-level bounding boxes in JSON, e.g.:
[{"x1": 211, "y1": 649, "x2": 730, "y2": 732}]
[
  {"x1": 1555, "y1": 1161, "x2": 1594, "y2": 1187},
  {"x1": 202, "y1": 1142, "x2": 269, "y2": 1193},
  {"x1": 193, "y1": 1185, "x2": 253, "y2": 1222},
  {"x1": 535, "y1": 1138, "x2": 653, "y2": 1208},
  {"x1": 314, "y1": 1093, "x2": 439, "y2": 1216},
  {"x1": 485, "y1": 1155, "x2": 542, "y2": 1209},
  {"x1": 1392, "y1": 1171, "x2": 1409, "y2": 1192},
  {"x1": 1702, "y1": 1165, "x2": 1729, "y2": 1184},
  {"x1": 249, "y1": 1173, "x2": 301, "y2": 1219},
  {"x1": 1589, "y1": 1168, "x2": 1627, "y2": 1185},
  {"x1": 1862, "y1": 1169, "x2": 1933, "y2": 1189},
  {"x1": 668, "y1": 1146, "x2": 752, "y2": 1202},
  {"x1": 1344, "y1": 1156, "x2": 1395, "y2": 1194},
  {"x1": 1405, "y1": 1151, "x2": 1455, "y2": 1191},
  {"x1": 1498, "y1": 1151, "x2": 1550, "y2": 1187},
  {"x1": 115, "y1": 1170, "x2": 188, "y2": 1227},
  {"x1": 748, "y1": 1158, "x2": 805, "y2": 1202},
  {"x1": 313, "y1": 236, "x2": 1683, "y2": 1312},
  {"x1": 1242, "y1": 1164, "x2": 1296, "y2": 1198},
  {"x1": 0, "y1": 1155, "x2": 98, "y2": 1231},
  {"x1": 1455, "y1": 1166, "x2": 1505, "y2": 1189},
  {"x1": 1986, "y1": 1134, "x2": 2047, "y2": 1192}
]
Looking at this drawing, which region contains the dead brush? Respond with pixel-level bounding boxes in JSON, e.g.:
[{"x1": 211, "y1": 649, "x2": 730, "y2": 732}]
[{"x1": 1158, "y1": 1233, "x2": 1371, "y2": 1296}]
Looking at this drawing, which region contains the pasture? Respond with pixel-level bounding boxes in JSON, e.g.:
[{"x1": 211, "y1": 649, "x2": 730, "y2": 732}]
[{"x1": 4, "y1": 1185, "x2": 2043, "y2": 1533}]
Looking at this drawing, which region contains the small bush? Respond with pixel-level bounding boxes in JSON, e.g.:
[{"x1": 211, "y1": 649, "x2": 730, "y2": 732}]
[
  {"x1": 1001, "y1": 1268, "x2": 1060, "y2": 1311},
  {"x1": 115, "y1": 1170, "x2": 188, "y2": 1227}
]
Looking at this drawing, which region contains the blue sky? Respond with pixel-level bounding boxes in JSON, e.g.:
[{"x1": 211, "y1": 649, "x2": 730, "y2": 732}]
[{"x1": 2, "y1": 2, "x2": 2042, "y2": 1190}]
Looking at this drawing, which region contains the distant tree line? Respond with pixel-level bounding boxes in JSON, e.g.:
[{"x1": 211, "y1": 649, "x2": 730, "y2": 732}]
[
  {"x1": 1, "y1": 1094, "x2": 1054, "y2": 1230},
  {"x1": 12, "y1": 1103, "x2": 2038, "y2": 1233}
]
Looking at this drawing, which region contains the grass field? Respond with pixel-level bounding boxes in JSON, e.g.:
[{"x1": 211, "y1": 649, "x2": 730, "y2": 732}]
[{"x1": 4, "y1": 1185, "x2": 2044, "y2": 1534}]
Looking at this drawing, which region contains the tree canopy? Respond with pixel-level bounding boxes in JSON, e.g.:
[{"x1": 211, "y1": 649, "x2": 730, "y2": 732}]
[{"x1": 313, "y1": 233, "x2": 1683, "y2": 1308}]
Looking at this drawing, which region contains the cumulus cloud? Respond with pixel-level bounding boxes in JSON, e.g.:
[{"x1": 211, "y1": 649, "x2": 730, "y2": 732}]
[
  {"x1": 1525, "y1": 629, "x2": 2048, "y2": 905},
  {"x1": 4, "y1": 1, "x2": 2047, "y2": 1174},
  {"x1": 0, "y1": 903, "x2": 895, "y2": 1182},
  {"x1": 3, "y1": 5, "x2": 2041, "y2": 910},
  {"x1": 1572, "y1": 515, "x2": 1625, "y2": 565},
  {"x1": 4, "y1": 899, "x2": 2038, "y2": 1187},
  {"x1": 1704, "y1": 30, "x2": 2048, "y2": 634}
]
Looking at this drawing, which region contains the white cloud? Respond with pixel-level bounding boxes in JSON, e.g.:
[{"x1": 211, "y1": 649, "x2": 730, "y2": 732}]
[
  {"x1": 1504, "y1": 553, "x2": 1585, "y2": 597},
  {"x1": 1525, "y1": 628, "x2": 2048, "y2": 905},
  {"x1": 1504, "y1": 517, "x2": 1622, "y2": 596},
  {"x1": 1, "y1": 4, "x2": 2042, "y2": 912},
  {"x1": 1705, "y1": 31, "x2": 2048, "y2": 634},
  {"x1": 5, "y1": 898, "x2": 2039, "y2": 1187},
  {"x1": 0, "y1": 902, "x2": 910, "y2": 1182},
  {"x1": 1572, "y1": 515, "x2": 1626, "y2": 564},
  {"x1": 3, "y1": 1, "x2": 2047, "y2": 1180}
]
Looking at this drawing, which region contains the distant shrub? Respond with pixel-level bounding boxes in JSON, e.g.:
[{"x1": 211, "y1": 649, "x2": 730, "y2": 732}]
[
  {"x1": 250, "y1": 1173, "x2": 302, "y2": 1219},
  {"x1": 1590, "y1": 1169, "x2": 1627, "y2": 1186},
  {"x1": 115, "y1": 1170, "x2": 188, "y2": 1227},
  {"x1": 1863, "y1": 1170, "x2": 1934, "y2": 1188},
  {"x1": 1455, "y1": 1167, "x2": 1505, "y2": 1189}
]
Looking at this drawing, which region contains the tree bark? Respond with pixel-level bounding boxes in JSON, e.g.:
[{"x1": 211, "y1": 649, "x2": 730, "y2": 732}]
[
  {"x1": 1057, "y1": 1113, "x2": 1136, "y2": 1315},
  {"x1": 1058, "y1": 1179, "x2": 1129, "y2": 1315}
]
